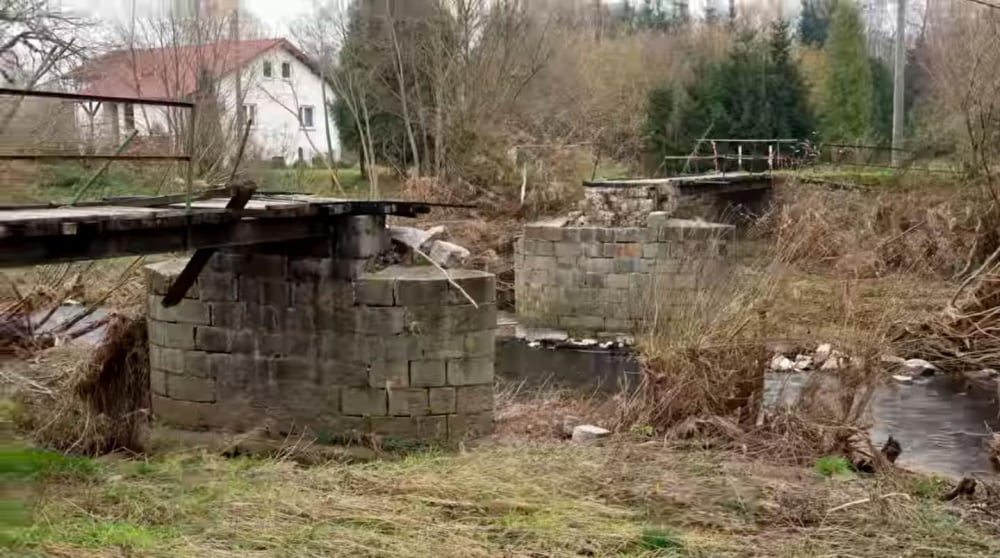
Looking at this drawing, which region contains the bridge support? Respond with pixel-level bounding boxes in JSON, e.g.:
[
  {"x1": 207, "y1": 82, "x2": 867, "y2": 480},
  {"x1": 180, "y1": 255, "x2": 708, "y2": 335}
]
[{"x1": 144, "y1": 215, "x2": 497, "y2": 442}]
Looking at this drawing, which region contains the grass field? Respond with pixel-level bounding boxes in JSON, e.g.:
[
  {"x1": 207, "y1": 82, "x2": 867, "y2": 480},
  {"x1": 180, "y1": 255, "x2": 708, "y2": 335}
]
[{"x1": 2, "y1": 430, "x2": 998, "y2": 558}]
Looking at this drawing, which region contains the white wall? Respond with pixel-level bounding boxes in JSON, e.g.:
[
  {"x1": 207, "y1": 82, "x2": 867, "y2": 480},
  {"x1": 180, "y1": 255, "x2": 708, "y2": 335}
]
[
  {"x1": 236, "y1": 48, "x2": 341, "y2": 165},
  {"x1": 74, "y1": 45, "x2": 341, "y2": 164}
]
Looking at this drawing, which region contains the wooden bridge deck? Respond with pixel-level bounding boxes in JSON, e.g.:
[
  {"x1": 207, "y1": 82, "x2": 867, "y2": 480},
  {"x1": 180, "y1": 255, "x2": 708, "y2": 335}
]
[{"x1": 0, "y1": 194, "x2": 445, "y2": 268}]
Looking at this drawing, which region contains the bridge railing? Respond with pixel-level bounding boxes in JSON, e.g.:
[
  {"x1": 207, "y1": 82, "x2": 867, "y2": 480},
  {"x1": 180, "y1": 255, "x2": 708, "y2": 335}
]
[{"x1": 0, "y1": 87, "x2": 197, "y2": 208}]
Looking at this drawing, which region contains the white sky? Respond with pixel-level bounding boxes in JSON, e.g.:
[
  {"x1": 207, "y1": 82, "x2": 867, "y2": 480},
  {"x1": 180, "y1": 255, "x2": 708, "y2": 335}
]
[{"x1": 58, "y1": 0, "x2": 315, "y2": 37}]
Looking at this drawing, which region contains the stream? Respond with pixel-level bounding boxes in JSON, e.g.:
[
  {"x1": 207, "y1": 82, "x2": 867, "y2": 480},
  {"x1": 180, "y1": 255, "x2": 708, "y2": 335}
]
[{"x1": 497, "y1": 338, "x2": 1000, "y2": 479}]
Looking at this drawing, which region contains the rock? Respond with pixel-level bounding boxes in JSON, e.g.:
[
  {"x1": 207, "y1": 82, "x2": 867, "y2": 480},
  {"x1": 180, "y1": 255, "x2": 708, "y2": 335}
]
[
  {"x1": 794, "y1": 354, "x2": 814, "y2": 371},
  {"x1": 427, "y1": 240, "x2": 470, "y2": 269},
  {"x1": 388, "y1": 225, "x2": 447, "y2": 252},
  {"x1": 572, "y1": 425, "x2": 611, "y2": 443},
  {"x1": 770, "y1": 354, "x2": 795, "y2": 372},
  {"x1": 571, "y1": 338, "x2": 599, "y2": 347},
  {"x1": 820, "y1": 356, "x2": 842, "y2": 371},
  {"x1": 880, "y1": 354, "x2": 906, "y2": 365},
  {"x1": 814, "y1": 343, "x2": 833, "y2": 365},
  {"x1": 892, "y1": 374, "x2": 914, "y2": 384},
  {"x1": 902, "y1": 358, "x2": 938, "y2": 377},
  {"x1": 560, "y1": 416, "x2": 582, "y2": 438}
]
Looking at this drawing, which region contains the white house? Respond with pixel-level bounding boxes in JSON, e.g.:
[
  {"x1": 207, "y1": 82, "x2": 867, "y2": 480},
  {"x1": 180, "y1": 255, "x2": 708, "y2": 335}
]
[{"x1": 73, "y1": 38, "x2": 340, "y2": 165}]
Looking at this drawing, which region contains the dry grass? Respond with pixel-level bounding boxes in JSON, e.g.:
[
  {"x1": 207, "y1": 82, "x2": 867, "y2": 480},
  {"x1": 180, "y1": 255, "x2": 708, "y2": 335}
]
[
  {"x1": 4, "y1": 434, "x2": 1000, "y2": 557},
  {"x1": 761, "y1": 178, "x2": 990, "y2": 280},
  {"x1": 6, "y1": 314, "x2": 149, "y2": 455},
  {"x1": 616, "y1": 208, "x2": 922, "y2": 466}
]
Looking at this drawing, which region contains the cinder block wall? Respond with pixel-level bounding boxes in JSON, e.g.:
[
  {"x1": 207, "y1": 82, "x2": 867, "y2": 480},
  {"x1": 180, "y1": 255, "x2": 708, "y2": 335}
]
[
  {"x1": 514, "y1": 215, "x2": 734, "y2": 335},
  {"x1": 145, "y1": 216, "x2": 497, "y2": 442}
]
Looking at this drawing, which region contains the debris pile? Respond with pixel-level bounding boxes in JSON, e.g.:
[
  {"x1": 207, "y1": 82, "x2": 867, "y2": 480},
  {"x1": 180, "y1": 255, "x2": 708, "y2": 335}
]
[
  {"x1": 767, "y1": 342, "x2": 940, "y2": 384},
  {"x1": 564, "y1": 186, "x2": 655, "y2": 227},
  {"x1": 388, "y1": 225, "x2": 471, "y2": 269}
]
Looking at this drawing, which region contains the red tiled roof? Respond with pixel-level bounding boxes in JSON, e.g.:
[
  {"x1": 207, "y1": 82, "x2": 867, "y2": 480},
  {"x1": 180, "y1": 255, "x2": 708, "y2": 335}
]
[{"x1": 75, "y1": 39, "x2": 309, "y2": 102}]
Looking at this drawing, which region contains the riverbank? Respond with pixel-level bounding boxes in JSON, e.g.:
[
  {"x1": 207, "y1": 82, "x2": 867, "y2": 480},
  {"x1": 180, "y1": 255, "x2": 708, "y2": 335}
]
[{"x1": 4, "y1": 407, "x2": 1000, "y2": 557}]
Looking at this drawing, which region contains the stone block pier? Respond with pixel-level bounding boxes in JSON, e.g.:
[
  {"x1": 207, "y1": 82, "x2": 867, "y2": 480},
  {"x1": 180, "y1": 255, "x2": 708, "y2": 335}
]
[
  {"x1": 145, "y1": 215, "x2": 497, "y2": 442},
  {"x1": 515, "y1": 215, "x2": 733, "y2": 335},
  {"x1": 514, "y1": 173, "x2": 766, "y2": 336}
]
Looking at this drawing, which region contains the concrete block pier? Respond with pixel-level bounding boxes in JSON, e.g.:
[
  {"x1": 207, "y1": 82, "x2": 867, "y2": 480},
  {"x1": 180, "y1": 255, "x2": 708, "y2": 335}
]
[{"x1": 145, "y1": 215, "x2": 497, "y2": 442}]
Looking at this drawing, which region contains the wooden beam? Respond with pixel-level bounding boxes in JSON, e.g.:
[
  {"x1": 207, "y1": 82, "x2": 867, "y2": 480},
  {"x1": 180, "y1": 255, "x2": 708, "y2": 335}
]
[
  {"x1": 162, "y1": 186, "x2": 256, "y2": 307},
  {"x1": 0, "y1": 216, "x2": 326, "y2": 268}
]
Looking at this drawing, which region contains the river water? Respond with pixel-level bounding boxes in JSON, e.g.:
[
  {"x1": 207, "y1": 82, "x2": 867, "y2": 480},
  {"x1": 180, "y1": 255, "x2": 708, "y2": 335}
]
[{"x1": 497, "y1": 339, "x2": 1000, "y2": 479}]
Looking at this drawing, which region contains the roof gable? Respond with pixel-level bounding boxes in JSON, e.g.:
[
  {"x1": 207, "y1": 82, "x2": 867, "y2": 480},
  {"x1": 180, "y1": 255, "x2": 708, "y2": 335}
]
[{"x1": 75, "y1": 39, "x2": 322, "y2": 102}]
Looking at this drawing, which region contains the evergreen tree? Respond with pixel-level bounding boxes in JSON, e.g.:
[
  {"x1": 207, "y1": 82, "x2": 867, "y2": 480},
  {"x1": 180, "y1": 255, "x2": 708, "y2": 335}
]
[
  {"x1": 821, "y1": 0, "x2": 871, "y2": 141},
  {"x1": 869, "y1": 57, "x2": 894, "y2": 143},
  {"x1": 767, "y1": 19, "x2": 814, "y2": 139},
  {"x1": 799, "y1": 0, "x2": 837, "y2": 47}
]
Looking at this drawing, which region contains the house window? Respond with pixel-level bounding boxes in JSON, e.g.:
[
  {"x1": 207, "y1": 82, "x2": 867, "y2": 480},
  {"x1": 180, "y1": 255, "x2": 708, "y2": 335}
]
[
  {"x1": 241, "y1": 104, "x2": 257, "y2": 125},
  {"x1": 262, "y1": 61, "x2": 272, "y2": 78},
  {"x1": 281, "y1": 62, "x2": 291, "y2": 79},
  {"x1": 299, "y1": 105, "x2": 314, "y2": 128},
  {"x1": 123, "y1": 103, "x2": 135, "y2": 131}
]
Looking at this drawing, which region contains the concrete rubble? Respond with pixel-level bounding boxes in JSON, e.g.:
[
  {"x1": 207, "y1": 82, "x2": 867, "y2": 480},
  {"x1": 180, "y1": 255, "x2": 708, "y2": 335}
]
[
  {"x1": 572, "y1": 424, "x2": 611, "y2": 443},
  {"x1": 388, "y1": 225, "x2": 471, "y2": 269}
]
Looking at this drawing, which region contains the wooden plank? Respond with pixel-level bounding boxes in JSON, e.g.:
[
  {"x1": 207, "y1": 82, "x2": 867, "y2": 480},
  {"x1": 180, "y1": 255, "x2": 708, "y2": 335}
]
[{"x1": 162, "y1": 186, "x2": 256, "y2": 307}]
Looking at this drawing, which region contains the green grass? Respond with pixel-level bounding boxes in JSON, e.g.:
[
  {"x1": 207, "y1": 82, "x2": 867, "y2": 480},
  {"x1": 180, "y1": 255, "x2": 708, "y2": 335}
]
[
  {"x1": 1, "y1": 439, "x2": 997, "y2": 557},
  {"x1": 813, "y1": 456, "x2": 854, "y2": 478},
  {"x1": 0, "y1": 446, "x2": 99, "y2": 482}
]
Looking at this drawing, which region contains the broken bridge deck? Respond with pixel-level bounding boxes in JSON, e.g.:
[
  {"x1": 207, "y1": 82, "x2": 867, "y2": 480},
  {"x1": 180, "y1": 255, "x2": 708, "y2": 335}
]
[{"x1": 0, "y1": 194, "x2": 452, "y2": 268}]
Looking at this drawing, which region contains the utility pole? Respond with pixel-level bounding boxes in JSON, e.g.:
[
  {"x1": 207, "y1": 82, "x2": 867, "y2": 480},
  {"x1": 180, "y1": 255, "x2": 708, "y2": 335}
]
[{"x1": 892, "y1": 0, "x2": 906, "y2": 166}]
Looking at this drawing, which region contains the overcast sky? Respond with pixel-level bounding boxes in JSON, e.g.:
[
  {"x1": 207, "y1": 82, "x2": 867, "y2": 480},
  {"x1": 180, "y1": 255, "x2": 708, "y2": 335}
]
[{"x1": 59, "y1": 0, "x2": 315, "y2": 36}]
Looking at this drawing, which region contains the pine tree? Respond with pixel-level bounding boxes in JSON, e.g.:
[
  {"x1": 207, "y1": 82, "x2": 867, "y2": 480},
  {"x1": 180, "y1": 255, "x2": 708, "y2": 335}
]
[
  {"x1": 767, "y1": 19, "x2": 814, "y2": 139},
  {"x1": 822, "y1": 0, "x2": 871, "y2": 141},
  {"x1": 799, "y1": 0, "x2": 837, "y2": 47},
  {"x1": 869, "y1": 57, "x2": 894, "y2": 143}
]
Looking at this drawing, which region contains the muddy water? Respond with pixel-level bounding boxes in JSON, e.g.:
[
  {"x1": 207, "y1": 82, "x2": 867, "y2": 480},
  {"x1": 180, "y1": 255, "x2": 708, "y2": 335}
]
[
  {"x1": 497, "y1": 339, "x2": 1000, "y2": 479},
  {"x1": 872, "y1": 377, "x2": 1000, "y2": 478}
]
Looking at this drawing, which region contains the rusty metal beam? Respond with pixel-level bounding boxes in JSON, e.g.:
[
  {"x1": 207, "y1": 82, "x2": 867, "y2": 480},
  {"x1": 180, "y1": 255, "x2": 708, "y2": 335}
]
[{"x1": 0, "y1": 87, "x2": 194, "y2": 108}]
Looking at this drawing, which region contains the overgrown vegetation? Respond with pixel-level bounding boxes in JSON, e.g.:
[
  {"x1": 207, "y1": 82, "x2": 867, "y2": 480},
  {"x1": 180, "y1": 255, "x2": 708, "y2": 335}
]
[{"x1": 3, "y1": 435, "x2": 1000, "y2": 557}]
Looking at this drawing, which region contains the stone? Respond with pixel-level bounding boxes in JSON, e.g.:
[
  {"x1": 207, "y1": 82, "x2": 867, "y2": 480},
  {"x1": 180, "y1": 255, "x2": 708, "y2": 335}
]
[
  {"x1": 167, "y1": 374, "x2": 217, "y2": 403},
  {"x1": 371, "y1": 415, "x2": 447, "y2": 441},
  {"x1": 571, "y1": 424, "x2": 610, "y2": 443},
  {"x1": 150, "y1": 369, "x2": 168, "y2": 396},
  {"x1": 793, "y1": 355, "x2": 813, "y2": 371},
  {"x1": 368, "y1": 360, "x2": 409, "y2": 388},
  {"x1": 151, "y1": 322, "x2": 196, "y2": 350},
  {"x1": 149, "y1": 297, "x2": 210, "y2": 324},
  {"x1": 198, "y1": 273, "x2": 238, "y2": 301},
  {"x1": 902, "y1": 358, "x2": 939, "y2": 377},
  {"x1": 410, "y1": 359, "x2": 447, "y2": 387},
  {"x1": 427, "y1": 240, "x2": 470, "y2": 269},
  {"x1": 560, "y1": 415, "x2": 582, "y2": 438},
  {"x1": 210, "y1": 302, "x2": 245, "y2": 329},
  {"x1": 429, "y1": 388, "x2": 456, "y2": 414},
  {"x1": 342, "y1": 388, "x2": 388, "y2": 416},
  {"x1": 355, "y1": 277, "x2": 396, "y2": 306},
  {"x1": 814, "y1": 343, "x2": 833, "y2": 365},
  {"x1": 195, "y1": 327, "x2": 232, "y2": 353},
  {"x1": 388, "y1": 388, "x2": 430, "y2": 416},
  {"x1": 456, "y1": 385, "x2": 494, "y2": 413},
  {"x1": 446, "y1": 358, "x2": 493, "y2": 386},
  {"x1": 151, "y1": 394, "x2": 223, "y2": 429},
  {"x1": 892, "y1": 374, "x2": 914, "y2": 384},
  {"x1": 388, "y1": 225, "x2": 446, "y2": 252}
]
